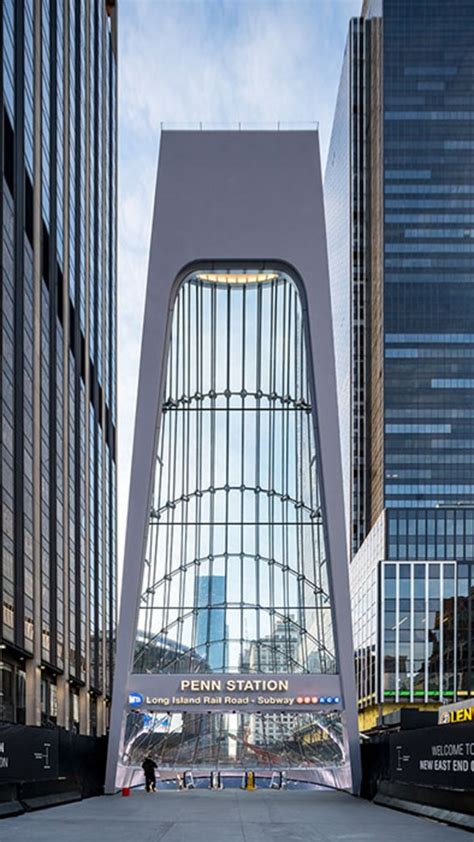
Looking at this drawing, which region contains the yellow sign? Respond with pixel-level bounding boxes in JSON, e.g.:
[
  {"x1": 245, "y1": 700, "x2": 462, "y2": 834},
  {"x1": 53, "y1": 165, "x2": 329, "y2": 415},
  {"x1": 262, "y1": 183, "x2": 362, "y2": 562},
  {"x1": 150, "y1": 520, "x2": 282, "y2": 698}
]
[
  {"x1": 439, "y1": 699, "x2": 474, "y2": 725},
  {"x1": 446, "y1": 707, "x2": 474, "y2": 724}
]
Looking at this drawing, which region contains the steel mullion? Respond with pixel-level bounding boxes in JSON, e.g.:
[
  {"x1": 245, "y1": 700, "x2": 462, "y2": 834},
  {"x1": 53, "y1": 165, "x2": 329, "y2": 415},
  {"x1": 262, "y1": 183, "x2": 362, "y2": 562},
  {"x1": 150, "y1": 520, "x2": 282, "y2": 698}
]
[
  {"x1": 159, "y1": 313, "x2": 176, "y2": 647},
  {"x1": 240, "y1": 285, "x2": 246, "y2": 669},
  {"x1": 192, "y1": 279, "x2": 204, "y2": 664},
  {"x1": 153, "y1": 521, "x2": 320, "y2": 526},
  {"x1": 294, "y1": 290, "x2": 305, "y2": 667},
  {"x1": 281, "y1": 281, "x2": 290, "y2": 664},
  {"x1": 307, "y1": 387, "x2": 322, "y2": 668},
  {"x1": 176, "y1": 288, "x2": 186, "y2": 655},
  {"x1": 163, "y1": 407, "x2": 310, "y2": 412},
  {"x1": 268, "y1": 282, "x2": 276, "y2": 657},
  {"x1": 208, "y1": 282, "x2": 217, "y2": 670},
  {"x1": 161, "y1": 301, "x2": 175, "y2": 644},
  {"x1": 166, "y1": 289, "x2": 183, "y2": 640},
  {"x1": 167, "y1": 289, "x2": 184, "y2": 638},
  {"x1": 255, "y1": 284, "x2": 262, "y2": 656},
  {"x1": 177, "y1": 281, "x2": 191, "y2": 655},
  {"x1": 224, "y1": 283, "x2": 231, "y2": 670}
]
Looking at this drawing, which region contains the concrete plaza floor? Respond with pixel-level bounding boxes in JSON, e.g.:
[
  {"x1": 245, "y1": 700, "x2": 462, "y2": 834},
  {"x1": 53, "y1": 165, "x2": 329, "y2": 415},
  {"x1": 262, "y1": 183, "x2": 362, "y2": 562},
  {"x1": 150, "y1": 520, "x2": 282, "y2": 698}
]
[{"x1": 1, "y1": 789, "x2": 472, "y2": 841}]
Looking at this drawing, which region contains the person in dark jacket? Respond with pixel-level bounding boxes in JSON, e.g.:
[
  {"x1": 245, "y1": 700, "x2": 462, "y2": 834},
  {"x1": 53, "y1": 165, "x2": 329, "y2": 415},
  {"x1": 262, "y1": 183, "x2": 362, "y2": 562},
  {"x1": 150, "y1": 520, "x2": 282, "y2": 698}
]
[{"x1": 142, "y1": 755, "x2": 158, "y2": 792}]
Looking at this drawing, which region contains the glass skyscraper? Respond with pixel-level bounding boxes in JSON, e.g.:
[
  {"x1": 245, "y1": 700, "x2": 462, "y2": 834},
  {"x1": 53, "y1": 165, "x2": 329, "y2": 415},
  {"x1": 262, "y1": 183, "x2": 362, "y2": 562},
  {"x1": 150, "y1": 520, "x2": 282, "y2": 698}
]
[
  {"x1": 1, "y1": 0, "x2": 117, "y2": 737},
  {"x1": 195, "y1": 575, "x2": 226, "y2": 671},
  {"x1": 325, "y1": 0, "x2": 474, "y2": 727}
]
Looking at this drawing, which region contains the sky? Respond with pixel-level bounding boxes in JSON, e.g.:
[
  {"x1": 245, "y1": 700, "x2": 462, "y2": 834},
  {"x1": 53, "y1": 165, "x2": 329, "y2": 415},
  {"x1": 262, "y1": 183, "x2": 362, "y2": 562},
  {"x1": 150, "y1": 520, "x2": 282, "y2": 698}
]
[{"x1": 117, "y1": 0, "x2": 361, "y2": 567}]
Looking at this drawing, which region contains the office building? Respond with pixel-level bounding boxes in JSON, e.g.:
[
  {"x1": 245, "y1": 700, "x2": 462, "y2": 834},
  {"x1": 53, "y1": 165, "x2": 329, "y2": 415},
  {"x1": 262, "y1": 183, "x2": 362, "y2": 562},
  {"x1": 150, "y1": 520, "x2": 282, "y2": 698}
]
[
  {"x1": 325, "y1": 0, "x2": 474, "y2": 727},
  {"x1": 247, "y1": 618, "x2": 299, "y2": 746},
  {"x1": 1, "y1": 0, "x2": 117, "y2": 737},
  {"x1": 195, "y1": 575, "x2": 226, "y2": 671}
]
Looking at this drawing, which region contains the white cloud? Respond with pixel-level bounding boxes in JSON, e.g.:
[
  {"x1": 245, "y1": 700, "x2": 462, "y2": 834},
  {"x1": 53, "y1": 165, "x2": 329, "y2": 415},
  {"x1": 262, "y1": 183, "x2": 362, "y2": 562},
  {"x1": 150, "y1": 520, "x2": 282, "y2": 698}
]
[{"x1": 117, "y1": 0, "x2": 361, "y2": 573}]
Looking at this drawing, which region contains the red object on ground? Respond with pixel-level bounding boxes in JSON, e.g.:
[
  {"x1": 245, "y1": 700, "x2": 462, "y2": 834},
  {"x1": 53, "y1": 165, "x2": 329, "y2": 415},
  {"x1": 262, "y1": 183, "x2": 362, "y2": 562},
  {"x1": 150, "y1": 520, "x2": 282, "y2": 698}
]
[{"x1": 122, "y1": 787, "x2": 131, "y2": 796}]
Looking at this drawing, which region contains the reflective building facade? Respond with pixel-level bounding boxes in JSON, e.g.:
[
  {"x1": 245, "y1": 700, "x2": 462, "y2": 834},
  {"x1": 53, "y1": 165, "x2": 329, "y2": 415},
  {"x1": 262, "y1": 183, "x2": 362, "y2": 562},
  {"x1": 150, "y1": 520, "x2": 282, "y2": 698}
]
[
  {"x1": 325, "y1": 0, "x2": 474, "y2": 726},
  {"x1": 0, "y1": 0, "x2": 117, "y2": 737}
]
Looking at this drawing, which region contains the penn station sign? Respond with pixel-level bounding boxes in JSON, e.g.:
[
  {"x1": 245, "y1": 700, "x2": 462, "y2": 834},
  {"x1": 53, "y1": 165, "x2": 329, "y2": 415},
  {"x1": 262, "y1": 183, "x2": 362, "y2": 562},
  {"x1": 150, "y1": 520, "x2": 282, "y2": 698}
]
[{"x1": 126, "y1": 673, "x2": 343, "y2": 713}]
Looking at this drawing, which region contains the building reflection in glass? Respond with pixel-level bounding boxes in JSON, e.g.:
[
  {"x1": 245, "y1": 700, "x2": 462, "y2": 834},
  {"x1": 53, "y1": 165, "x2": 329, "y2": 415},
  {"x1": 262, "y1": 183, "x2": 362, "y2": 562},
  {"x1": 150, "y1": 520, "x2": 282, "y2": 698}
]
[
  {"x1": 123, "y1": 710, "x2": 344, "y2": 772},
  {"x1": 382, "y1": 561, "x2": 457, "y2": 702}
]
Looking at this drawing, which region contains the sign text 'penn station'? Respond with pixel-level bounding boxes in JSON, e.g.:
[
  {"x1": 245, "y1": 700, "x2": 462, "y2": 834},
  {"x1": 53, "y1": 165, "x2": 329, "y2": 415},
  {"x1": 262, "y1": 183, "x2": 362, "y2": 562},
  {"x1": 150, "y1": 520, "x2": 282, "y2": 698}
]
[
  {"x1": 181, "y1": 678, "x2": 289, "y2": 692},
  {"x1": 128, "y1": 676, "x2": 342, "y2": 711}
]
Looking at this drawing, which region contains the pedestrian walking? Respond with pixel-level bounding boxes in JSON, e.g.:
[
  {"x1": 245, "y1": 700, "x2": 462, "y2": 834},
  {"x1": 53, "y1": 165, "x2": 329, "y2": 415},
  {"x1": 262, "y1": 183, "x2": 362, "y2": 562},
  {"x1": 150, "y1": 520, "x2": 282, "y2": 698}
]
[{"x1": 142, "y1": 755, "x2": 158, "y2": 793}]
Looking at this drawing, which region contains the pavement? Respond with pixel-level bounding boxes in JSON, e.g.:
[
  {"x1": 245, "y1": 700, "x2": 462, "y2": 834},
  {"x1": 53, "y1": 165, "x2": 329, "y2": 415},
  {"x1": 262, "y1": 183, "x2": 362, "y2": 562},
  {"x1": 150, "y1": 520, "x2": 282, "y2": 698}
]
[{"x1": 1, "y1": 788, "x2": 472, "y2": 841}]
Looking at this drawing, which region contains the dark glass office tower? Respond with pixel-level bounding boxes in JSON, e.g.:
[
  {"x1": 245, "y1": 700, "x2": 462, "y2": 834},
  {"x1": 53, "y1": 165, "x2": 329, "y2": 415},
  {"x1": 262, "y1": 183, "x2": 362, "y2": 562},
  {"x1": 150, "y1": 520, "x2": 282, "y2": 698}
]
[
  {"x1": 0, "y1": 0, "x2": 117, "y2": 737},
  {"x1": 325, "y1": 0, "x2": 474, "y2": 727}
]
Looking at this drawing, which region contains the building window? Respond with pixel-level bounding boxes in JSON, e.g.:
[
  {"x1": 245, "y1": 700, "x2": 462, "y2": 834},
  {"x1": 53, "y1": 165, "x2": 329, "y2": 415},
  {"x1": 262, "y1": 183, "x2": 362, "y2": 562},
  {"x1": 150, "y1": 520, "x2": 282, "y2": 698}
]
[{"x1": 0, "y1": 660, "x2": 26, "y2": 723}]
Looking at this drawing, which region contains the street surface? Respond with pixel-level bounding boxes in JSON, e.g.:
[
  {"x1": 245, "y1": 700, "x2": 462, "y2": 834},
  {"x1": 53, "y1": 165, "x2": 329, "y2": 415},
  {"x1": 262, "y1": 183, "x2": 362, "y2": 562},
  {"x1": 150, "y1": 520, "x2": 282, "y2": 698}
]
[{"x1": 1, "y1": 788, "x2": 471, "y2": 841}]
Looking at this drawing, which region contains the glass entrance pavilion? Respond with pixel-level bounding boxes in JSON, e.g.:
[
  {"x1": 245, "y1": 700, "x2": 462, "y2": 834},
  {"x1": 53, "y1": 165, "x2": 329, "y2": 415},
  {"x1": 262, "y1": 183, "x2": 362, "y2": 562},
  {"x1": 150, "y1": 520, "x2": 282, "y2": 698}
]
[{"x1": 105, "y1": 130, "x2": 360, "y2": 794}]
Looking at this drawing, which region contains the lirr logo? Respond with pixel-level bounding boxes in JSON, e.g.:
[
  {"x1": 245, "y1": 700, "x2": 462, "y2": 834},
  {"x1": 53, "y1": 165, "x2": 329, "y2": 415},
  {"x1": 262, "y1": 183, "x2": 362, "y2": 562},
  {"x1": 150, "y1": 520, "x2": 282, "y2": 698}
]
[{"x1": 128, "y1": 692, "x2": 144, "y2": 707}]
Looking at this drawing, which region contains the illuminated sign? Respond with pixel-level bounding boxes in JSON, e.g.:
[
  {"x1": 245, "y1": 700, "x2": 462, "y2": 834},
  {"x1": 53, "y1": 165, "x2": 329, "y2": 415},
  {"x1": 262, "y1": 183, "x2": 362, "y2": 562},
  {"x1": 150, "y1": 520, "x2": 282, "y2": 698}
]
[
  {"x1": 179, "y1": 678, "x2": 289, "y2": 692},
  {"x1": 439, "y1": 697, "x2": 474, "y2": 725},
  {"x1": 441, "y1": 707, "x2": 474, "y2": 725},
  {"x1": 126, "y1": 674, "x2": 342, "y2": 713}
]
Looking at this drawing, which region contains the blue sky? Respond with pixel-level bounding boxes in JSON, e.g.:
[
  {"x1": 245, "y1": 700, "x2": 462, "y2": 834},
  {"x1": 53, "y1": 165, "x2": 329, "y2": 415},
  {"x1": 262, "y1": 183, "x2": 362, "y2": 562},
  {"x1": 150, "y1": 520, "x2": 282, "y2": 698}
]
[{"x1": 117, "y1": 0, "x2": 361, "y2": 560}]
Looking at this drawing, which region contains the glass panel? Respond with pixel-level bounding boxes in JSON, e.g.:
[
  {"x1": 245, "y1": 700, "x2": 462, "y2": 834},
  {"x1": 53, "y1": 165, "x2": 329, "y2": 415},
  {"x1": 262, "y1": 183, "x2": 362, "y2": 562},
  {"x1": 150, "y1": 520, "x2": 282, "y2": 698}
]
[{"x1": 122, "y1": 711, "x2": 345, "y2": 772}]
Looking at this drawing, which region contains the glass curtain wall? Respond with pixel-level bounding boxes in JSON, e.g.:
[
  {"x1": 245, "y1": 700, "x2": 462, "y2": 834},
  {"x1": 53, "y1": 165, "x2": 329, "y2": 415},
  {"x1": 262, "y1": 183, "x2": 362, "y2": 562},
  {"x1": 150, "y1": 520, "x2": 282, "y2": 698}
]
[
  {"x1": 1, "y1": 0, "x2": 117, "y2": 732},
  {"x1": 126, "y1": 267, "x2": 343, "y2": 772}
]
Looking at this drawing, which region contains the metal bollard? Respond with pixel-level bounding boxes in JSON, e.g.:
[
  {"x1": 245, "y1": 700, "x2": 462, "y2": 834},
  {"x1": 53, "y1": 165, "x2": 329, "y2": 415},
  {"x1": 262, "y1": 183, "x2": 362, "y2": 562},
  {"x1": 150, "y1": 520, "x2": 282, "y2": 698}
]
[
  {"x1": 209, "y1": 770, "x2": 223, "y2": 790},
  {"x1": 241, "y1": 770, "x2": 256, "y2": 790},
  {"x1": 270, "y1": 771, "x2": 287, "y2": 789},
  {"x1": 184, "y1": 770, "x2": 195, "y2": 789}
]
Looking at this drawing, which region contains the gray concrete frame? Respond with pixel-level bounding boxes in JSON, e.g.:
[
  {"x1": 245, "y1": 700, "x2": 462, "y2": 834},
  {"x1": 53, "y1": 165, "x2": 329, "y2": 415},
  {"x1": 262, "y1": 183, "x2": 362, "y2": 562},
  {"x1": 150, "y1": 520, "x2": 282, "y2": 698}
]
[{"x1": 105, "y1": 130, "x2": 361, "y2": 794}]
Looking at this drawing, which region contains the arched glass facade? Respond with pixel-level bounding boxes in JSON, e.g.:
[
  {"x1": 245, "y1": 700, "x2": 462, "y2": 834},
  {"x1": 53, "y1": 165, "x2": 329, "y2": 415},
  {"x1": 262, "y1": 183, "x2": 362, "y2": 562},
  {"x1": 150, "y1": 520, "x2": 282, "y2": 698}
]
[
  {"x1": 136, "y1": 268, "x2": 335, "y2": 676},
  {"x1": 121, "y1": 268, "x2": 345, "y2": 775}
]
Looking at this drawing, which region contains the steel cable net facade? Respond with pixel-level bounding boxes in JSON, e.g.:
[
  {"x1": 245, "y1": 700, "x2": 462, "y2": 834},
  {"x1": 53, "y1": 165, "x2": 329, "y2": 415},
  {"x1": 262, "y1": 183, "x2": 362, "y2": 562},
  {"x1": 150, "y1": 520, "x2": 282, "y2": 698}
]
[{"x1": 125, "y1": 268, "x2": 344, "y2": 771}]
